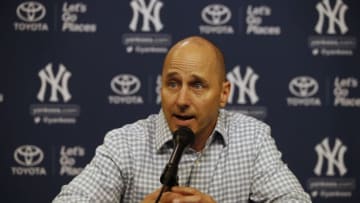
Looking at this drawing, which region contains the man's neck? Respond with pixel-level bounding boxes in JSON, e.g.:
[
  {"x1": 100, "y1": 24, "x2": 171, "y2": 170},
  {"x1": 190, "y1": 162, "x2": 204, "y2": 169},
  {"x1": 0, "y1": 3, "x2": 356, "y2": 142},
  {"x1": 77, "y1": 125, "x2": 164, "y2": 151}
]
[{"x1": 191, "y1": 127, "x2": 215, "y2": 152}]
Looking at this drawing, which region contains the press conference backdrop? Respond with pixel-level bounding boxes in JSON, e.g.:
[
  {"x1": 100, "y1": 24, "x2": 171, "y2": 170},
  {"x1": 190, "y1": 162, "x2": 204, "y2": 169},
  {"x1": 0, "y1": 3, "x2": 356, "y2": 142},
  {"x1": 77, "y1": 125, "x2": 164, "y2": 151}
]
[{"x1": 1, "y1": 0, "x2": 359, "y2": 202}]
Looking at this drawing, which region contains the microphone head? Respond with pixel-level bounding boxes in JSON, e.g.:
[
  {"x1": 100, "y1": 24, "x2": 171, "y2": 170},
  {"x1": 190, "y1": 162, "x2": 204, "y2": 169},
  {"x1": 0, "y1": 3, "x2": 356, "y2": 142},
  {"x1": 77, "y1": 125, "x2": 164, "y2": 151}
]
[{"x1": 173, "y1": 126, "x2": 195, "y2": 147}]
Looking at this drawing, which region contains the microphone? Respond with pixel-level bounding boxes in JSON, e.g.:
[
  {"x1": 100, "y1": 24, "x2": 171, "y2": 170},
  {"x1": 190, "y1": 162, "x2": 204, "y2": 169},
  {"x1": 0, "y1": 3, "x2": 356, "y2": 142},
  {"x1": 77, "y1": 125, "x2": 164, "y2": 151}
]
[{"x1": 155, "y1": 127, "x2": 195, "y2": 202}]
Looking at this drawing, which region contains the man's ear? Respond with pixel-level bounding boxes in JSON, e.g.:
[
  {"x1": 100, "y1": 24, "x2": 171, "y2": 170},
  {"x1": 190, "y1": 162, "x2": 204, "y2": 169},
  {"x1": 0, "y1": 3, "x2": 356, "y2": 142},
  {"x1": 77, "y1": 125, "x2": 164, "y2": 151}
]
[{"x1": 219, "y1": 81, "x2": 230, "y2": 108}]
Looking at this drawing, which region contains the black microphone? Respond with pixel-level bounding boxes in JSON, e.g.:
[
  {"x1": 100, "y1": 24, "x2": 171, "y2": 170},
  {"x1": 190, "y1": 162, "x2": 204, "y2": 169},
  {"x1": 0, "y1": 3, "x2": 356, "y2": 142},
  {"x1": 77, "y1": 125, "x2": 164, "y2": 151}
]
[
  {"x1": 155, "y1": 127, "x2": 195, "y2": 203},
  {"x1": 160, "y1": 126, "x2": 195, "y2": 187}
]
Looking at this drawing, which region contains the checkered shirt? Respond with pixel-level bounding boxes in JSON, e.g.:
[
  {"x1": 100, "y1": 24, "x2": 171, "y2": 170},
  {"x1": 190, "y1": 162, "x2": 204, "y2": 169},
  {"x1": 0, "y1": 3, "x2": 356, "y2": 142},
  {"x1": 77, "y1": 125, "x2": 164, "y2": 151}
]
[{"x1": 53, "y1": 109, "x2": 311, "y2": 203}]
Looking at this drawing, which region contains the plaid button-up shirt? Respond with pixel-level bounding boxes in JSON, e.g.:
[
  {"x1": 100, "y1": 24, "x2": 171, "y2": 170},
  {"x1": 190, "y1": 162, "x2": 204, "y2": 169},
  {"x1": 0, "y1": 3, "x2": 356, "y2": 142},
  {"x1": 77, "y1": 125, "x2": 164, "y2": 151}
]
[{"x1": 54, "y1": 109, "x2": 311, "y2": 203}]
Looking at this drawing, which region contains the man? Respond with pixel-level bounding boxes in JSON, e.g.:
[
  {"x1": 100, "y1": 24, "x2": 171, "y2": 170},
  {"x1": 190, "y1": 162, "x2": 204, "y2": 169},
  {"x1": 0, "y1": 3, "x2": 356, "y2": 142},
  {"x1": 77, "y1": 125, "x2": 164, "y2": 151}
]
[{"x1": 53, "y1": 36, "x2": 311, "y2": 202}]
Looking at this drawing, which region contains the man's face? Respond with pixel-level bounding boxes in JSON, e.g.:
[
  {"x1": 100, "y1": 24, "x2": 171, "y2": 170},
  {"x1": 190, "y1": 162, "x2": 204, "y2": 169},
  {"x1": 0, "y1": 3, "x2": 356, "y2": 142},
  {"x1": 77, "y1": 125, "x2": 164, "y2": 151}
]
[{"x1": 161, "y1": 44, "x2": 229, "y2": 140}]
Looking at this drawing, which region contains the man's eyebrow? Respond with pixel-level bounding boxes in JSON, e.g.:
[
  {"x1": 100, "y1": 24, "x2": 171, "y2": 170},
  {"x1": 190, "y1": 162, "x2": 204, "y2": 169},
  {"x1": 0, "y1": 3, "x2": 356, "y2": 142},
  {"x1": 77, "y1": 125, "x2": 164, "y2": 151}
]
[
  {"x1": 164, "y1": 72, "x2": 208, "y2": 83},
  {"x1": 190, "y1": 74, "x2": 207, "y2": 83},
  {"x1": 164, "y1": 72, "x2": 179, "y2": 79}
]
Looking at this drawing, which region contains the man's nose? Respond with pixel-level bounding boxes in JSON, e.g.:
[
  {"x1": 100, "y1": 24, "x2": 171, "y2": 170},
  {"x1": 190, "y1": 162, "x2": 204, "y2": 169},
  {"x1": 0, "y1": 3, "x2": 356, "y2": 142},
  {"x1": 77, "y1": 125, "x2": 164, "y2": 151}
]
[{"x1": 176, "y1": 86, "x2": 190, "y2": 108}]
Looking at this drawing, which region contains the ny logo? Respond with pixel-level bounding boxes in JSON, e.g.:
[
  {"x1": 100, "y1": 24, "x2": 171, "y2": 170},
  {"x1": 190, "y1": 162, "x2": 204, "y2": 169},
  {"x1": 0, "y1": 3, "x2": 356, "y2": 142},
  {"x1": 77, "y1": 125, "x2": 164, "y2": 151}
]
[
  {"x1": 129, "y1": 0, "x2": 163, "y2": 32},
  {"x1": 315, "y1": 0, "x2": 348, "y2": 34},
  {"x1": 37, "y1": 63, "x2": 72, "y2": 102},
  {"x1": 227, "y1": 66, "x2": 259, "y2": 104},
  {"x1": 314, "y1": 137, "x2": 347, "y2": 176}
]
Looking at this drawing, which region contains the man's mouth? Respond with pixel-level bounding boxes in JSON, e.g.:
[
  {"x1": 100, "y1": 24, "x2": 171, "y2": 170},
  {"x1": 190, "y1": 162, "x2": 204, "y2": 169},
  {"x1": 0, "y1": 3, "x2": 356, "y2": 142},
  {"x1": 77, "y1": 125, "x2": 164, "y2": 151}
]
[{"x1": 173, "y1": 114, "x2": 195, "y2": 121}]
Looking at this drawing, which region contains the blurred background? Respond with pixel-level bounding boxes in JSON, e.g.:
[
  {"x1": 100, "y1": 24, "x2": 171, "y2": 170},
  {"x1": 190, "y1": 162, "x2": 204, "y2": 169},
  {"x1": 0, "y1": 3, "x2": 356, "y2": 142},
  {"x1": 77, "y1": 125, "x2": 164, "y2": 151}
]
[{"x1": 0, "y1": 0, "x2": 359, "y2": 202}]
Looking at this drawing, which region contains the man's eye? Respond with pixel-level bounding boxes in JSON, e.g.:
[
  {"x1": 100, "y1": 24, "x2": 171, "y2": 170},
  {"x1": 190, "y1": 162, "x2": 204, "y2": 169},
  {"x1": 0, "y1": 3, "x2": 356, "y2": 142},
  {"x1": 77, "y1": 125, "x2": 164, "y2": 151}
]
[
  {"x1": 167, "y1": 81, "x2": 178, "y2": 88},
  {"x1": 193, "y1": 82, "x2": 204, "y2": 89}
]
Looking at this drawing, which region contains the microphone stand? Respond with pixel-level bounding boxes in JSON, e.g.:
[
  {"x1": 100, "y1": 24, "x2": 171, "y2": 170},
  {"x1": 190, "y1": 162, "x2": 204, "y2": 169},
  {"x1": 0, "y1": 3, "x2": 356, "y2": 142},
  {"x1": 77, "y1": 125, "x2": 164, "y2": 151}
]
[{"x1": 154, "y1": 184, "x2": 169, "y2": 203}]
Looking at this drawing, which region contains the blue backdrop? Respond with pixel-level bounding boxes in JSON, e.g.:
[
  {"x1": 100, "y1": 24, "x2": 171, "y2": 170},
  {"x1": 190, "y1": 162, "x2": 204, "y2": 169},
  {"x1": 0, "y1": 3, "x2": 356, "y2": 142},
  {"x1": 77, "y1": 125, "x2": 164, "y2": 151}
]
[{"x1": 1, "y1": 0, "x2": 359, "y2": 202}]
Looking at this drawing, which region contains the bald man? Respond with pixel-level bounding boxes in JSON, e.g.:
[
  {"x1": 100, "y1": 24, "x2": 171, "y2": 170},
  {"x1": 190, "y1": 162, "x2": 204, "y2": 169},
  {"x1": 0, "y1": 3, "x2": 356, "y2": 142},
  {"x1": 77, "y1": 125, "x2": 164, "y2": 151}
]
[{"x1": 53, "y1": 36, "x2": 311, "y2": 203}]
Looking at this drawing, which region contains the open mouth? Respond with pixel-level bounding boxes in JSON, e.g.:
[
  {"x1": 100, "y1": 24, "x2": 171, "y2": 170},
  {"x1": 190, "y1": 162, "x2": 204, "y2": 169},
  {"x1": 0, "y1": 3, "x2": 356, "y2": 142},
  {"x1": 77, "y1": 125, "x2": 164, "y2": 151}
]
[{"x1": 173, "y1": 114, "x2": 195, "y2": 120}]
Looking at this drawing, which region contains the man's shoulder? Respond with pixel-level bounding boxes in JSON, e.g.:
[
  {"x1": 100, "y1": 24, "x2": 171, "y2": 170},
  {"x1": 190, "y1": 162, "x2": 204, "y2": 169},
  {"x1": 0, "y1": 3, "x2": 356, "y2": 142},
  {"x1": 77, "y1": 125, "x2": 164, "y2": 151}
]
[
  {"x1": 223, "y1": 109, "x2": 269, "y2": 130},
  {"x1": 221, "y1": 109, "x2": 270, "y2": 144},
  {"x1": 221, "y1": 110, "x2": 271, "y2": 154},
  {"x1": 105, "y1": 113, "x2": 159, "y2": 142}
]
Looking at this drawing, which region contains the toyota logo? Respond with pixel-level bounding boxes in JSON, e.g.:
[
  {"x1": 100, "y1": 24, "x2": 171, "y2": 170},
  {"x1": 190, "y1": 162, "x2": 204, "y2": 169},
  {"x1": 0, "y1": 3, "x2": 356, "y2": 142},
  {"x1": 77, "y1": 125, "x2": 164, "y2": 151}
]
[
  {"x1": 202, "y1": 4, "x2": 231, "y2": 26},
  {"x1": 289, "y1": 76, "x2": 319, "y2": 97},
  {"x1": 16, "y1": 1, "x2": 46, "y2": 22},
  {"x1": 14, "y1": 145, "x2": 44, "y2": 166},
  {"x1": 111, "y1": 74, "x2": 141, "y2": 95}
]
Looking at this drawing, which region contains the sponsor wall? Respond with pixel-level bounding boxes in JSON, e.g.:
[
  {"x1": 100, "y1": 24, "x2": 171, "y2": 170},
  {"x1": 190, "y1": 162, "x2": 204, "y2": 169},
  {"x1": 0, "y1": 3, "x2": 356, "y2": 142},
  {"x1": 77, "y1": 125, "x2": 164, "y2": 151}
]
[{"x1": 1, "y1": 0, "x2": 359, "y2": 202}]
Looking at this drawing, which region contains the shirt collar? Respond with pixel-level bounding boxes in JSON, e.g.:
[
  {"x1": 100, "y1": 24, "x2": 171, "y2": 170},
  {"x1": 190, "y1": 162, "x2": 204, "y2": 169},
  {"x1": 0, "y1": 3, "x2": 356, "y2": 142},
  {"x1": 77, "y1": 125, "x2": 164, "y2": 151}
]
[{"x1": 155, "y1": 109, "x2": 228, "y2": 152}]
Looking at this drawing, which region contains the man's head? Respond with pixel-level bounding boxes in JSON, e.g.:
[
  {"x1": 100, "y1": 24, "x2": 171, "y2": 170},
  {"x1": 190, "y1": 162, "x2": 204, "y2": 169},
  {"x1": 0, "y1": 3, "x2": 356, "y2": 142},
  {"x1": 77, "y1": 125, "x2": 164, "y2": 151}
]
[{"x1": 161, "y1": 36, "x2": 230, "y2": 148}]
